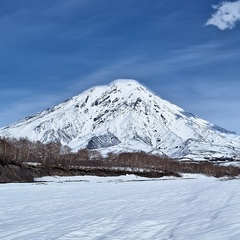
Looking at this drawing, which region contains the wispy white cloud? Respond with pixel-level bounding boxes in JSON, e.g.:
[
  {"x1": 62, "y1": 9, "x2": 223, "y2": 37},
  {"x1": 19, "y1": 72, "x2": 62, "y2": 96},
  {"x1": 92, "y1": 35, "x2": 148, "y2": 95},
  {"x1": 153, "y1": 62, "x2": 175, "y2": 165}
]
[{"x1": 206, "y1": 1, "x2": 240, "y2": 30}]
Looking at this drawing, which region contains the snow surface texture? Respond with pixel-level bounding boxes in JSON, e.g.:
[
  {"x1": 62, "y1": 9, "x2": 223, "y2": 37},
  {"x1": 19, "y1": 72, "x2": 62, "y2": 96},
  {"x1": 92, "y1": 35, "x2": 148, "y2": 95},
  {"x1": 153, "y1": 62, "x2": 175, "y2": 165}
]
[
  {"x1": 1, "y1": 79, "x2": 240, "y2": 160},
  {"x1": 1, "y1": 175, "x2": 240, "y2": 240}
]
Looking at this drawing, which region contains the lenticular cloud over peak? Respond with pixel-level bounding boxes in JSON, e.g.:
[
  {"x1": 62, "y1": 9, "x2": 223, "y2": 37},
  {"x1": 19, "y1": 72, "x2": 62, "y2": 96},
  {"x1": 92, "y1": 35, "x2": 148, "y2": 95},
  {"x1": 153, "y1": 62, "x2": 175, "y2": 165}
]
[{"x1": 206, "y1": 1, "x2": 240, "y2": 30}]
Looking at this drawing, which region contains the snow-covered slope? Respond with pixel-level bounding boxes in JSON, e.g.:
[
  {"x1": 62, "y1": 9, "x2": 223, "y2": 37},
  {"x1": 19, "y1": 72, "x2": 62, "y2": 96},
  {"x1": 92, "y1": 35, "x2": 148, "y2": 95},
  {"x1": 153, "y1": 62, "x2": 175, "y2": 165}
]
[{"x1": 1, "y1": 79, "x2": 240, "y2": 160}]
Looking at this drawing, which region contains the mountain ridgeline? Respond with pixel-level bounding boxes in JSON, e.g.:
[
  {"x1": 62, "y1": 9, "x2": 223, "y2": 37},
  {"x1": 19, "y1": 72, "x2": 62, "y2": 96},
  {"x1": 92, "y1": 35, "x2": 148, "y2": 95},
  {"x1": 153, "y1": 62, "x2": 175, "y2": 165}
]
[{"x1": 1, "y1": 79, "x2": 240, "y2": 161}]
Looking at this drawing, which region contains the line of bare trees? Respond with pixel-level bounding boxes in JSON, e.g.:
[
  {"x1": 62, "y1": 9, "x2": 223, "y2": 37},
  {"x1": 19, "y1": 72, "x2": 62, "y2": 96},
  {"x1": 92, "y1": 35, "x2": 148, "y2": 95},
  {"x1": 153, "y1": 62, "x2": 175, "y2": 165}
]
[
  {"x1": 104, "y1": 152, "x2": 240, "y2": 178},
  {"x1": 1, "y1": 137, "x2": 240, "y2": 178},
  {"x1": 0, "y1": 137, "x2": 105, "y2": 167}
]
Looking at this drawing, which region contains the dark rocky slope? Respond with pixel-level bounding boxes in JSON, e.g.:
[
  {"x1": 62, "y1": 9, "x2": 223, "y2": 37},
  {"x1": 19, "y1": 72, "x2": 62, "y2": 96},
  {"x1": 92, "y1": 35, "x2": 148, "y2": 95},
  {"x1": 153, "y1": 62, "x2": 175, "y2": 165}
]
[{"x1": 0, "y1": 159, "x2": 39, "y2": 183}]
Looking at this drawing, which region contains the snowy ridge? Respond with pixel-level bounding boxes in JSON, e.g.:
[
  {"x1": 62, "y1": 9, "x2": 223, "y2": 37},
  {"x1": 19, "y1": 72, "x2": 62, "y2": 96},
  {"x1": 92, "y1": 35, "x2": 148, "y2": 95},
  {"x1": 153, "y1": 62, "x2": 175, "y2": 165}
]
[{"x1": 1, "y1": 79, "x2": 240, "y2": 160}]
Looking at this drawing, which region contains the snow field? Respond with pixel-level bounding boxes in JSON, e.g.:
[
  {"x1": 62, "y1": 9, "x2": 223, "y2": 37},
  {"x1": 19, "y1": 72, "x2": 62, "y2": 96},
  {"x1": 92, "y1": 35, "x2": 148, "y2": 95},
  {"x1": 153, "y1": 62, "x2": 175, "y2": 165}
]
[{"x1": 1, "y1": 175, "x2": 240, "y2": 240}]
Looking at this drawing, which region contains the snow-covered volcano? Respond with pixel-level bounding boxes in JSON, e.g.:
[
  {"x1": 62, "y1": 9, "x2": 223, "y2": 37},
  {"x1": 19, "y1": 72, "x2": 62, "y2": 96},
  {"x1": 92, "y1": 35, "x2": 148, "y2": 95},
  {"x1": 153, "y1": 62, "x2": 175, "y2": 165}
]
[{"x1": 1, "y1": 79, "x2": 240, "y2": 160}]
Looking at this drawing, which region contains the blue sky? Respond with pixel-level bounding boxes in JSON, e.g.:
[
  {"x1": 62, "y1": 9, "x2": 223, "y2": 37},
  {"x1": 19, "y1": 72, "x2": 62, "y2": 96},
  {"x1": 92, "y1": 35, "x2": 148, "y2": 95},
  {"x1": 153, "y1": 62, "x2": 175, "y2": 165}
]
[{"x1": 1, "y1": 0, "x2": 240, "y2": 133}]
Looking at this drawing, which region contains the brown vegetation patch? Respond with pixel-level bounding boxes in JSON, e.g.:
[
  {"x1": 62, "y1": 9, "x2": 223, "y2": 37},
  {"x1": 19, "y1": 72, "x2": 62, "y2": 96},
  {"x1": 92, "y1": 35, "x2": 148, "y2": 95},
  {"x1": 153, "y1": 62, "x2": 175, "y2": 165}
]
[{"x1": 0, "y1": 137, "x2": 240, "y2": 182}]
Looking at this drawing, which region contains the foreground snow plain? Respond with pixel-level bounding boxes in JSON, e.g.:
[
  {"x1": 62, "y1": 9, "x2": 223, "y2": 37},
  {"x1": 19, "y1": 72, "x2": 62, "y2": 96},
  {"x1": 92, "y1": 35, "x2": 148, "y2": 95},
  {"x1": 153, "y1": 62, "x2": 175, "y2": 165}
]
[{"x1": 1, "y1": 174, "x2": 240, "y2": 240}]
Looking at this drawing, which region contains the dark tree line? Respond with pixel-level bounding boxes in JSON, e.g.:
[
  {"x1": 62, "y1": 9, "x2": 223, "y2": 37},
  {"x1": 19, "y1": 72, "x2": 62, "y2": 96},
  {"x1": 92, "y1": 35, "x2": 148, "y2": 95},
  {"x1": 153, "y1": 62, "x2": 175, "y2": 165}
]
[
  {"x1": 1, "y1": 137, "x2": 240, "y2": 178},
  {"x1": 0, "y1": 137, "x2": 106, "y2": 168},
  {"x1": 0, "y1": 137, "x2": 73, "y2": 165}
]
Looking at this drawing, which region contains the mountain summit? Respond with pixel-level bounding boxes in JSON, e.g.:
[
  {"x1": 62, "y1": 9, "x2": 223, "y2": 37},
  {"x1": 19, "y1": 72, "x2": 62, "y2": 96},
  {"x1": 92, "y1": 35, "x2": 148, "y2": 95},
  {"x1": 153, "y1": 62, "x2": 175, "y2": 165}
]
[{"x1": 1, "y1": 79, "x2": 240, "y2": 160}]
